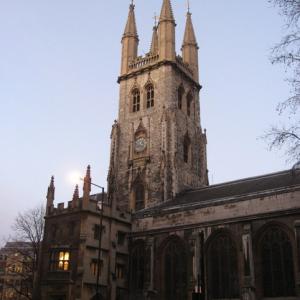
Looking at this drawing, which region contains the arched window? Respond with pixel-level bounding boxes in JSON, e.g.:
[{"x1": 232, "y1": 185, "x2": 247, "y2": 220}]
[
  {"x1": 130, "y1": 241, "x2": 146, "y2": 296},
  {"x1": 207, "y1": 232, "x2": 240, "y2": 299},
  {"x1": 132, "y1": 89, "x2": 140, "y2": 112},
  {"x1": 163, "y1": 238, "x2": 187, "y2": 300},
  {"x1": 187, "y1": 92, "x2": 193, "y2": 116},
  {"x1": 261, "y1": 226, "x2": 295, "y2": 297},
  {"x1": 183, "y1": 134, "x2": 191, "y2": 163},
  {"x1": 135, "y1": 184, "x2": 145, "y2": 211},
  {"x1": 177, "y1": 86, "x2": 184, "y2": 110},
  {"x1": 146, "y1": 85, "x2": 154, "y2": 108}
]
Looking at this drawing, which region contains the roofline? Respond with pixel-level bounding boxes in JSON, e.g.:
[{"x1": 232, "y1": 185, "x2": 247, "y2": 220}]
[{"x1": 185, "y1": 169, "x2": 298, "y2": 195}]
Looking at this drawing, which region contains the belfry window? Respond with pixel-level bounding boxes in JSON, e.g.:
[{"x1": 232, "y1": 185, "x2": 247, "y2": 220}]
[
  {"x1": 207, "y1": 232, "x2": 240, "y2": 299},
  {"x1": 146, "y1": 85, "x2": 154, "y2": 108},
  {"x1": 178, "y1": 86, "x2": 184, "y2": 110},
  {"x1": 183, "y1": 135, "x2": 191, "y2": 163},
  {"x1": 135, "y1": 184, "x2": 145, "y2": 211},
  {"x1": 132, "y1": 89, "x2": 140, "y2": 112},
  {"x1": 261, "y1": 226, "x2": 295, "y2": 297},
  {"x1": 187, "y1": 93, "x2": 193, "y2": 116}
]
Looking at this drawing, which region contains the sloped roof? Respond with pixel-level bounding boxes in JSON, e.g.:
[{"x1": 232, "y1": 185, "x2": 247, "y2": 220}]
[{"x1": 135, "y1": 169, "x2": 300, "y2": 217}]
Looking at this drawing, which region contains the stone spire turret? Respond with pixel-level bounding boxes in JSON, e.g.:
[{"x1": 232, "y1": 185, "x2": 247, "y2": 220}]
[
  {"x1": 150, "y1": 25, "x2": 158, "y2": 54},
  {"x1": 72, "y1": 184, "x2": 79, "y2": 208},
  {"x1": 46, "y1": 176, "x2": 55, "y2": 215},
  {"x1": 158, "y1": 0, "x2": 176, "y2": 61},
  {"x1": 83, "y1": 165, "x2": 91, "y2": 209},
  {"x1": 121, "y1": 3, "x2": 139, "y2": 75},
  {"x1": 182, "y1": 11, "x2": 199, "y2": 81}
]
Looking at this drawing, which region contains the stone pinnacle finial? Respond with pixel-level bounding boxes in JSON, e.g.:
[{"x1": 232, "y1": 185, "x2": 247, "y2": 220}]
[
  {"x1": 159, "y1": 0, "x2": 175, "y2": 23},
  {"x1": 150, "y1": 23, "x2": 158, "y2": 54},
  {"x1": 73, "y1": 184, "x2": 79, "y2": 201},
  {"x1": 83, "y1": 165, "x2": 91, "y2": 194},
  {"x1": 123, "y1": 1, "x2": 138, "y2": 38},
  {"x1": 182, "y1": 9, "x2": 198, "y2": 47},
  {"x1": 47, "y1": 176, "x2": 55, "y2": 198}
]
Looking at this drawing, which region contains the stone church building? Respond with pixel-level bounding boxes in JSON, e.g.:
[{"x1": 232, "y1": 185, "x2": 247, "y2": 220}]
[{"x1": 40, "y1": 1, "x2": 300, "y2": 300}]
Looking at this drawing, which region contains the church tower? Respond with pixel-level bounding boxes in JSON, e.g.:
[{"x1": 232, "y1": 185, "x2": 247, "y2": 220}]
[{"x1": 108, "y1": 0, "x2": 208, "y2": 212}]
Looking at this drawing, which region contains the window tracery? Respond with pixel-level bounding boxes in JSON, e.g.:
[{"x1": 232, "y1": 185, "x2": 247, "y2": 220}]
[
  {"x1": 207, "y1": 232, "x2": 239, "y2": 299},
  {"x1": 261, "y1": 226, "x2": 295, "y2": 297},
  {"x1": 146, "y1": 85, "x2": 154, "y2": 108},
  {"x1": 132, "y1": 89, "x2": 140, "y2": 112}
]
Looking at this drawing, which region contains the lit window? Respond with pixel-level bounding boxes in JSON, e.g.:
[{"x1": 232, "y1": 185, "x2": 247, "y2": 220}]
[
  {"x1": 50, "y1": 251, "x2": 70, "y2": 271},
  {"x1": 116, "y1": 263, "x2": 125, "y2": 279},
  {"x1": 58, "y1": 251, "x2": 70, "y2": 271},
  {"x1": 132, "y1": 89, "x2": 140, "y2": 112},
  {"x1": 90, "y1": 259, "x2": 102, "y2": 276},
  {"x1": 146, "y1": 85, "x2": 154, "y2": 108}
]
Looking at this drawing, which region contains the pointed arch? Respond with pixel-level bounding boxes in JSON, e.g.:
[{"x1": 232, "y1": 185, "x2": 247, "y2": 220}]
[
  {"x1": 132, "y1": 88, "x2": 141, "y2": 112},
  {"x1": 206, "y1": 229, "x2": 240, "y2": 299},
  {"x1": 132, "y1": 175, "x2": 145, "y2": 211},
  {"x1": 257, "y1": 224, "x2": 296, "y2": 297},
  {"x1": 159, "y1": 235, "x2": 187, "y2": 300},
  {"x1": 145, "y1": 83, "x2": 155, "y2": 108},
  {"x1": 129, "y1": 239, "x2": 146, "y2": 297}
]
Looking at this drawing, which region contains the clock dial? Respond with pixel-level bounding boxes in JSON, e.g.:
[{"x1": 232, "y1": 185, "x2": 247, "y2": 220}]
[{"x1": 135, "y1": 137, "x2": 147, "y2": 153}]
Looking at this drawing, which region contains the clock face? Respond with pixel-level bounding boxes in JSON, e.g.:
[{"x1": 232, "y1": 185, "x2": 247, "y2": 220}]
[{"x1": 135, "y1": 137, "x2": 147, "y2": 153}]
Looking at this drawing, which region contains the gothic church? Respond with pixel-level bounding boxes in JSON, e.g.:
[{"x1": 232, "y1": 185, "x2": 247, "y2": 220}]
[{"x1": 40, "y1": 1, "x2": 300, "y2": 300}]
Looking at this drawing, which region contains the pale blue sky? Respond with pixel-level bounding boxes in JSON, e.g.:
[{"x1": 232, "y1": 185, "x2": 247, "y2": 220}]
[{"x1": 0, "y1": 0, "x2": 291, "y2": 241}]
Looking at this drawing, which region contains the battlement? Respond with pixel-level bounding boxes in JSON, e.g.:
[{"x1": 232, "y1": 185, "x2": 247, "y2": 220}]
[{"x1": 129, "y1": 53, "x2": 159, "y2": 71}]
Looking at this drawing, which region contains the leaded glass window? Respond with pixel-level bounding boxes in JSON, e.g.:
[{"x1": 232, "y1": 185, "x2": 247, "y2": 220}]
[
  {"x1": 132, "y1": 89, "x2": 140, "y2": 112},
  {"x1": 261, "y1": 227, "x2": 295, "y2": 297},
  {"x1": 207, "y1": 233, "x2": 239, "y2": 299}
]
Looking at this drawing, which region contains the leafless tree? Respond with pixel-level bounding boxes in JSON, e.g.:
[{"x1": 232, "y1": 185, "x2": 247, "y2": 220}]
[
  {"x1": 265, "y1": 0, "x2": 300, "y2": 162},
  {"x1": 6, "y1": 205, "x2": 45, "y2": 300}
]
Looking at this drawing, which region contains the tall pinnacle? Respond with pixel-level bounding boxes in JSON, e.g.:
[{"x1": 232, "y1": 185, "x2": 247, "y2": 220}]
[
  {"x1": 150, "y1": 25, "x2": 158, "y2": 54},
  {"x1": 121, "y1": 3, "x2": 139, "y2": 75},
  {"x1": 182, "y1": 10, "x2": 199, "y2": 82},
  {"x1": 159, "y1": 0, "x2": 175, "y2": 23},
  {"x1": 123, "y1": 3, "x2": 138, "y2": 39},
  {"x1": 182, "y1": 12, "x2": 198, "y2": 48}
]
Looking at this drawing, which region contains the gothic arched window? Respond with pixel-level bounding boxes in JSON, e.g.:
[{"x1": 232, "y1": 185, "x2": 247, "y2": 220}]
[
  {"x1": 135, "y1": 184, "x2": 145, "y2": 211},
  {"x1": 177, "y1": 86, "x2": 184, "y2": 110},
  {"x1": 183, "y1": 134, "x2": 191, "y2": 163},
  {"x1": 146, "y1": 85, "x2": 154, "y2": 108},
  {"x1": 187, "y1": 92, "x2": 193, "y2": 116},
  {"x1": 132, "y1": 89, "x2": 140, "y2": 112},
  {"x1": 163, "y1": 238, "x2": 187, "y2": 300},
  {"x1": 207, "y1": 232, "x2": 240, "y2": 299},
  {"x1": 261, "y1": 226, "x2": 295, "y2": 297},
  {"x1": 130, "y1": 241, "x2": 146, "y2": 296}
]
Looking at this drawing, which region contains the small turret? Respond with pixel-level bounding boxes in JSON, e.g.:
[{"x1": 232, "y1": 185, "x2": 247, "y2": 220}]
[
  {"x1": 121, "y1": 3, "x2": 139, "y2": 75},
  {"x1": 150, "y1": 25, "x2": 158, "y2": 55},
  {"x1": 181, "y1": 10, "x2": 199, "y2": 81},
  {"x1": 158, "y1": 0, "x2": 176, "y2": 61},
  {"x1": 46, "y1": 176, "x2": 55, "y2": 215},
  {"x1": 83, "y1": 165, "x2": 91, "y2": 209},
  {"x1": 72, "y1": 184, "x2": 79, "y2": 208}
]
